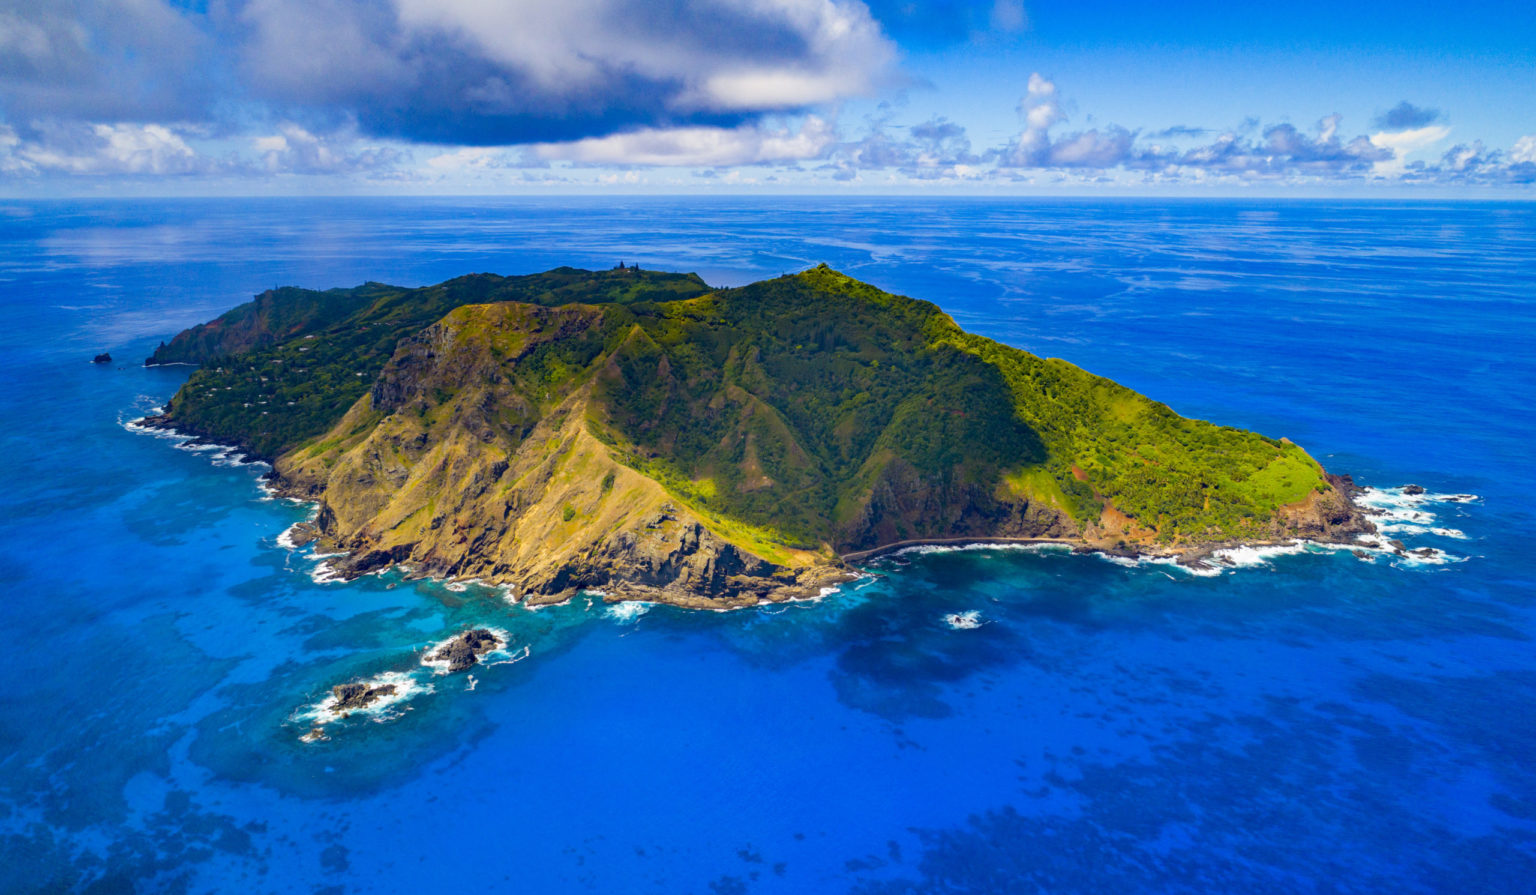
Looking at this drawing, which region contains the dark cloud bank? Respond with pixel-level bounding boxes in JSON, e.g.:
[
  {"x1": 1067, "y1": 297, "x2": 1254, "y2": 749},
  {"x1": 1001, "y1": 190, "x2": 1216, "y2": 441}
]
[{"x1": 1, "y1": 0, "x2": 893, "y2": 145}]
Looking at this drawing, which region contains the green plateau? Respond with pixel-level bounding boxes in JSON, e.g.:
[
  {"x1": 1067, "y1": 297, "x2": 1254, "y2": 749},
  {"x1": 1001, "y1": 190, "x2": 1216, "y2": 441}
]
[{"x1": 144, "y1": 264, "x2": 1369, "y2": 607}]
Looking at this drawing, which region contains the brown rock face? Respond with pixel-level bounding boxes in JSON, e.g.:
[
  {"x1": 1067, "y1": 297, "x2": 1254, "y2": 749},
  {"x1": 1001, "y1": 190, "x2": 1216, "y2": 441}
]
[
  {"x1": 270, "y1": 303, "x2": 849, "y2": 608},
  {"x1": 331, "y1": 682, "x2": 397, "y2": 713},
  {"x1": 1276, "y1": 474, "x2": 1376, "y2": 542},
  {"x1": 837, "y1": 457, "x2": 1079, "y2": 551}
]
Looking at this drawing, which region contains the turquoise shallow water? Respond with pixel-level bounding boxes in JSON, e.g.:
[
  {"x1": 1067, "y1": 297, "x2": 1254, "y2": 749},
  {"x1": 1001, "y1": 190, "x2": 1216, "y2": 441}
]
[{"x1": 1, "y1": 198, "x2": 1534, "y2": 893}]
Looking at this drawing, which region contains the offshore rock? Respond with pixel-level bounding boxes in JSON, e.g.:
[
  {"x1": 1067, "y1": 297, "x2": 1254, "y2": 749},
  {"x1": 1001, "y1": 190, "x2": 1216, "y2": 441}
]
[
  {"x1": 426, "y1": 629, "x2": 503, "y2": 673},
  {"x1": 331, "y1": 681, "x2": 397, "y2": 714}
]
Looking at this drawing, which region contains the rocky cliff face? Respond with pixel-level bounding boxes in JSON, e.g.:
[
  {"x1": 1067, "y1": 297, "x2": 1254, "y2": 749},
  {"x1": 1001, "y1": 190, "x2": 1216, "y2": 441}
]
[
  {"x1": 837, "y1": 456, "x2": 1081, "y2": 551},
  {"x1": 1277, "y1": 473, "x2": 1376, "y2": 541},
  {"x1": 273, "y1": 303, "x2": 848, "y2": 607}
]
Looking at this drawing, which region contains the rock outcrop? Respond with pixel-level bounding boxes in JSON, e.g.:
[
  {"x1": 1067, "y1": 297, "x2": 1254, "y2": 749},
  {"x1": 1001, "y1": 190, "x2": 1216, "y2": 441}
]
[
  {"x1": 331, "y1": 681, "x2": 396, "y2": 713},
  {"x1": 426, "y1": 629, "x2": 504, "y2": 673}
]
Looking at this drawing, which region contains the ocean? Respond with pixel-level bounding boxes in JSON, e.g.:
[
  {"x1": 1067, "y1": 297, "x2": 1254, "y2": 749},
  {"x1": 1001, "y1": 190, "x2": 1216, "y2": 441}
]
[{"x1": 1, "y1": 197, "x2": 1533, "y2": 894}]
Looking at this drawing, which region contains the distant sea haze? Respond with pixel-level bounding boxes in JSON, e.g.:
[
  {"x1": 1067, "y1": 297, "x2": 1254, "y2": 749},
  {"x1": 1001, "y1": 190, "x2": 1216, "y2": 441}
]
[{"x1": 1, "y1": 198, "x2": 1532, "y2": 893}]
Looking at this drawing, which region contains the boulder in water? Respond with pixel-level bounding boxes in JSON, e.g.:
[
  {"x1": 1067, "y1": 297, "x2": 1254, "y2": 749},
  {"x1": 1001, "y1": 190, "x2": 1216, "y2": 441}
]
[{"x1": 426, "y1": 628, "x2": 504, "y2": 673}]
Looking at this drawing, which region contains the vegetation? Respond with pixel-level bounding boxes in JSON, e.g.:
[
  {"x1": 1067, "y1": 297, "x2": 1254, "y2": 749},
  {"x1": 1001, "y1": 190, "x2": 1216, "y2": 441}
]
[
  {"x1": 152, "y1": 267, "x2": 709, "y2": 458},
  {"x1": 158, "y1": 264, "x2": 1332, "y2": 550}
]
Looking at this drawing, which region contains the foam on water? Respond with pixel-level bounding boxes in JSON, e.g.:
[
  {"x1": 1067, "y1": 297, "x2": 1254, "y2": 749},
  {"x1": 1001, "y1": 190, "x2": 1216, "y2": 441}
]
[
  {"x1": 121, "y1": 415, "x2": 193, "y2": 443},
  {"x1": 880, "y1": 541, "x2": 1072, "y2": 560},
  {"x1": 275, "y1": 522, "x2": 307, "y2": 550},
  {"x1": 481, "y1": 644, "x2": 532, "y2": 669},
  {"x1": 1211, "y1": 542, "x2": 1325, "y2": 568},
  {"x1": 309, "y1": 559, "x2": 345, "y2": 585},
  {"x1": 291, "y1": 671, "x2": 433, "y2": 731},
  {"x1": 944, "y1": 610, "x2": 983, "y2": 630},
  {"x1": 1357, "y1": 485, "x2": 1481, "y2": 516},
  {"x1": 123, "y1": 412, "x2": 270, "y2": 469},
  {"x1": 1098, "y1": 552, "x2": 1189, "y2": 573},
  {"x1": 604, "y1": 601, "x2": 652, "y2": 623}
]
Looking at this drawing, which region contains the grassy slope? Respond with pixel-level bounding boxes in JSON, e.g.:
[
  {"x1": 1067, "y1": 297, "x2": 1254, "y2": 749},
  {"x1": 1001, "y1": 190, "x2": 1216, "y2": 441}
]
[{"x1": 586, "y1": 265, "x2": 1326, "y2": 548}]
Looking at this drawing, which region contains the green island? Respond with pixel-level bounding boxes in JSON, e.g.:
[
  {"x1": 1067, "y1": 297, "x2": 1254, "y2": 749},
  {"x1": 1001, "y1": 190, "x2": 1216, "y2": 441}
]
[{"x1": 143, "y1": 264, "x2": 1371, "y2": 607}]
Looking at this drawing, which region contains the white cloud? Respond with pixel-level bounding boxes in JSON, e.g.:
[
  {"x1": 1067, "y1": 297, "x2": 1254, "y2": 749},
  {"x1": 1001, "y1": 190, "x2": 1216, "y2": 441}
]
[
  {"x1": 1, "y1": 122, "x2": 204, "y2": 175},
  {"x1": 697, "y1": 69, "x2": 866, "y2": 110},
  {"x1": 425, "y1": 147, "x2": 500, "y2": 171},
  {"x1": 252, "y1": 123, "x2": 402, "y2": 174},
  {"x1": 0, "y1": 125, "x2": 28, "y2": 174},
  {"x1": 0, "y1": 118, "x2": 406, "y2": 179},
  {"x1": 1511, "y1": 135, "x2": 1536, "y2": 164},
  {"x1": 1369, "y1": 124, "x2": 1452, "y2": 175},
  {"x1": 537, "y1": 116, "x2": 836, "y2": 167},
  {"x1": 1004, "y1": 73, "x2": 1068, "y2": 165}
]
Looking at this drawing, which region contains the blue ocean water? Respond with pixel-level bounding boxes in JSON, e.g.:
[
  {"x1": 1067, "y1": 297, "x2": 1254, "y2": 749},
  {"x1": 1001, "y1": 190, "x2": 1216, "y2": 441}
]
[{"x1": 1, "y1": 197, "x2": 1534, "y2": 894}]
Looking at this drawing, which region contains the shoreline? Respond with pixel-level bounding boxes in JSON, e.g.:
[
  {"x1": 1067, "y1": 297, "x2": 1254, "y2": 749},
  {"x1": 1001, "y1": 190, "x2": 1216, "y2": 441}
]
[
  {"x1": 132, "y1": 412, "x2": 280, "y2": 465},
  {"x1": 838, "y1": 532, "x2": 1369, "y2": 572},
  {"x1": 131, "y1": 410, "x2": 1418, "y2": 609},
  {"x1": 841, "y1": 536, "x2": 1082, "y2": 564}
]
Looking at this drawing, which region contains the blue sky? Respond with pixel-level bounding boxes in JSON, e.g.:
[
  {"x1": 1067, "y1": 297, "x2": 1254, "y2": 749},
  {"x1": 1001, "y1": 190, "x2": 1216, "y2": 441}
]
[{"x1": 1, "y1": 0, "x2": 1532, "y2": 195}]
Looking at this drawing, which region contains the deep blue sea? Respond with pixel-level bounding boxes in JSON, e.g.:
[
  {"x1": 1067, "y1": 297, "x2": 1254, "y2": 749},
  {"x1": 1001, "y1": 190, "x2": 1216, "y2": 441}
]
[{"x1": 2, "y1": 198, "x2": 1534, "y2": 894}]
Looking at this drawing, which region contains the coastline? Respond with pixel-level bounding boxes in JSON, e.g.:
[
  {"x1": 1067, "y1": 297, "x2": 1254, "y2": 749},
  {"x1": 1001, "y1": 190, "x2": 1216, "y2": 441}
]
[
  {"x1": 842, "y1": 536, "x2": 1081, "y2": 564},
  {"x1": 129, "y1": 410, "x2": 1436, "y2": 611}
]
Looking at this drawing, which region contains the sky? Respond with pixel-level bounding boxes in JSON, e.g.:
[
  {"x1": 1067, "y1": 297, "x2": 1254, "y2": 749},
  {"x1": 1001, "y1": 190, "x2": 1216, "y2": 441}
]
[{"x1": 0, "y1": 0, "x2": 1532, "y2": 196}]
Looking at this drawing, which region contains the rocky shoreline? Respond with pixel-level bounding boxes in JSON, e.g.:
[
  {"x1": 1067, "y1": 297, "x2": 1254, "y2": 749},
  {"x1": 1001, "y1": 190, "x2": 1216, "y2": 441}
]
[
  {"x1": 133, "y1": 412, "x2": 280, "y2": 465},
  {"x1": 260, "y1": 462, "x2": 1378, "y2": 610},
  {"x1": 842, "y1": 472, "x2": 1377, "y2": 571},
  {"x1": 132, "y1": 422, "x2": 1381, "y2": 613}
]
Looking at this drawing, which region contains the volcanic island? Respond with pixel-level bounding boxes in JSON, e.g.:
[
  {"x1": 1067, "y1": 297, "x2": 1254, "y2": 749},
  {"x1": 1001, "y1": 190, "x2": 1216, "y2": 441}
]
[{"x1": 142, "y1": 264, "x2": 1372, "y2": 609}]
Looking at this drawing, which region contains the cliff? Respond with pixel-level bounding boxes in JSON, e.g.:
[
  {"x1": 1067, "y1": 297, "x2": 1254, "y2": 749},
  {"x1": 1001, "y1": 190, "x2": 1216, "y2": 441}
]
[{"x1": 147, "y1": 265, "x2": 1372, "y2": 606}]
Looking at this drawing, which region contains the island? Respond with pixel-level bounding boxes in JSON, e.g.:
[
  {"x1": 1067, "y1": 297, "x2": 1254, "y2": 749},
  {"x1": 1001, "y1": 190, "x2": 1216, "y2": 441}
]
[{"x1": 140, "y1": 264, "x2": 1372, "y2": 608}]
